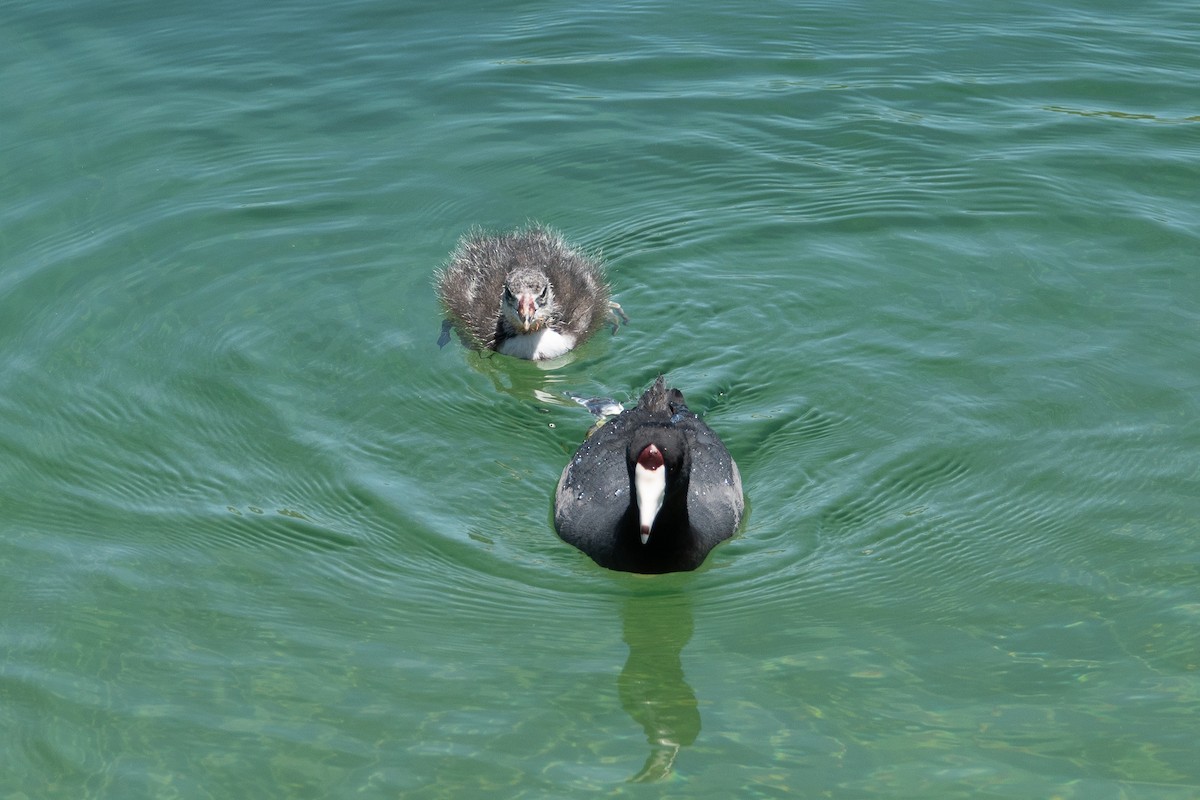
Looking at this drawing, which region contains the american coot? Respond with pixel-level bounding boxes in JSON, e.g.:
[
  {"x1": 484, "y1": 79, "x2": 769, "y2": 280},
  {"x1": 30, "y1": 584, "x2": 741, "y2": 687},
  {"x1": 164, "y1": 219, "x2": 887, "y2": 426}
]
[
  {"x1": 554, "y1": 376, "x2": 744, "y2": 574},
  {"x1": 435, "y1": 225, "x2": 620, "y2": 360}
]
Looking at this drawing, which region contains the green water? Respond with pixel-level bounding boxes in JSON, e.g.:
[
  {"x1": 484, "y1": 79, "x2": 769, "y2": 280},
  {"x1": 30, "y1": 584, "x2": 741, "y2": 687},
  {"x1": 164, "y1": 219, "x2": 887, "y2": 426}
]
[{"x1": 3, "y1": 0, "x2": 1198, "y2": 797}]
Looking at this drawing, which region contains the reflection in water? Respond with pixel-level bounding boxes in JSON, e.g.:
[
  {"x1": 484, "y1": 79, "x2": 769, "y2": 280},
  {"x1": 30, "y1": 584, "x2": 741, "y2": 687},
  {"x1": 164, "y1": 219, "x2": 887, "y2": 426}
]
[
  {"x1": 456, "y1": 349, "x2": 587, "y2": 414},
  {"x1": 618, "y1": 592, "x2": 700, "y2": 782}
]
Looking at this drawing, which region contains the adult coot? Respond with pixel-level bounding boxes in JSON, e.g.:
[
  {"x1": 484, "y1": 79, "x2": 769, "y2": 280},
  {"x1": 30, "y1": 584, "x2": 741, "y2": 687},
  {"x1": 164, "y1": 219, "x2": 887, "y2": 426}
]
[
  {"x1": 554, "y1": 376, "x2": 744, "y2": 573},
  {"x1": 435, "y1": 225, "x2": 620, "y2": 360}
]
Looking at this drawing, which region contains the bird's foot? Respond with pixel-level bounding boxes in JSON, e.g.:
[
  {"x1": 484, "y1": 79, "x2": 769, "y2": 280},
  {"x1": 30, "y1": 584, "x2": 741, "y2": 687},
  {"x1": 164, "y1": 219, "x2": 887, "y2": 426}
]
[
  {"x1": 608, "y1": 300, "x2": 629, "y2": 334},
  {"x1": 436, "y1": 319, "x2": 453, "y2": 349},
  {"x1": 564, "y1": 391, "x2": 624, "y2": 420}
]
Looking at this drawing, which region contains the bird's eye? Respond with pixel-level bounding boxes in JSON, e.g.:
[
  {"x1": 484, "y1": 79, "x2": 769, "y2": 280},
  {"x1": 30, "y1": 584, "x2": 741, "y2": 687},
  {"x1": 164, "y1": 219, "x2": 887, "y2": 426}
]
[{"x1": 538, "y1": 285, "x2": 549, "y2": 300}]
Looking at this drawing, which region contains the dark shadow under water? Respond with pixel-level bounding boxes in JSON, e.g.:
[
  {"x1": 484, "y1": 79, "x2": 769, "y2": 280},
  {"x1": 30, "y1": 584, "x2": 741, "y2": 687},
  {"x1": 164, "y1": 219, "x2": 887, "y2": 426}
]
[{"x1": 618, "y1": 591, "x2": 700, "y2": 782}]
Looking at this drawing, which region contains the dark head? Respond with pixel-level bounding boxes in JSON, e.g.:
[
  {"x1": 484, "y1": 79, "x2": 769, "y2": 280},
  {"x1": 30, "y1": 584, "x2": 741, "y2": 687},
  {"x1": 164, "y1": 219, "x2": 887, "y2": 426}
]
[
  {"x1": 626, "y1": 422, "x2": 691, "y2": 547},
  {"x1": 501, "y1": 266, "x2": 554, "y2": 333}
]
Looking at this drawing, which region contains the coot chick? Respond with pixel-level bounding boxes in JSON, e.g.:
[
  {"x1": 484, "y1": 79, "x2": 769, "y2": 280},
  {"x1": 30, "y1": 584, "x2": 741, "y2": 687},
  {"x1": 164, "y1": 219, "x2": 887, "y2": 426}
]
[
  {"x1": 435, "y1": 225, "x2": 620, "y2": 360},
  {"x1": 554, "y1": 376, "x2": 744, "y2": 573}
]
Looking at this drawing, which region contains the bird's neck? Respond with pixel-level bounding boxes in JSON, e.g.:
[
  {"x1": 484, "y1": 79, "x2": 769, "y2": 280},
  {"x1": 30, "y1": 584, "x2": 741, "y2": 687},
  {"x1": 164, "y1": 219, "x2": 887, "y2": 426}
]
[{"x1": 627, "y1": 482, "x2": 691, "y2": 548}]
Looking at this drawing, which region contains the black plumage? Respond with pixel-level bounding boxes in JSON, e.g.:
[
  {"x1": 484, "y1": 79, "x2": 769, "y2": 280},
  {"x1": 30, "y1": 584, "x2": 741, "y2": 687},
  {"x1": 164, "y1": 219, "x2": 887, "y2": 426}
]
[{"x1": 554, "y1": 376, "x2": 744, "y2": 573}]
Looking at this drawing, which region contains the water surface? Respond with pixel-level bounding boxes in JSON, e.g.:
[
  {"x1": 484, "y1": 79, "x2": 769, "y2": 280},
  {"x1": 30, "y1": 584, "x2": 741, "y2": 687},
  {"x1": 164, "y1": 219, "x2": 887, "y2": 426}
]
[{"x1": 2, "y1": 0, "x2": 1198, "y2": 797}]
